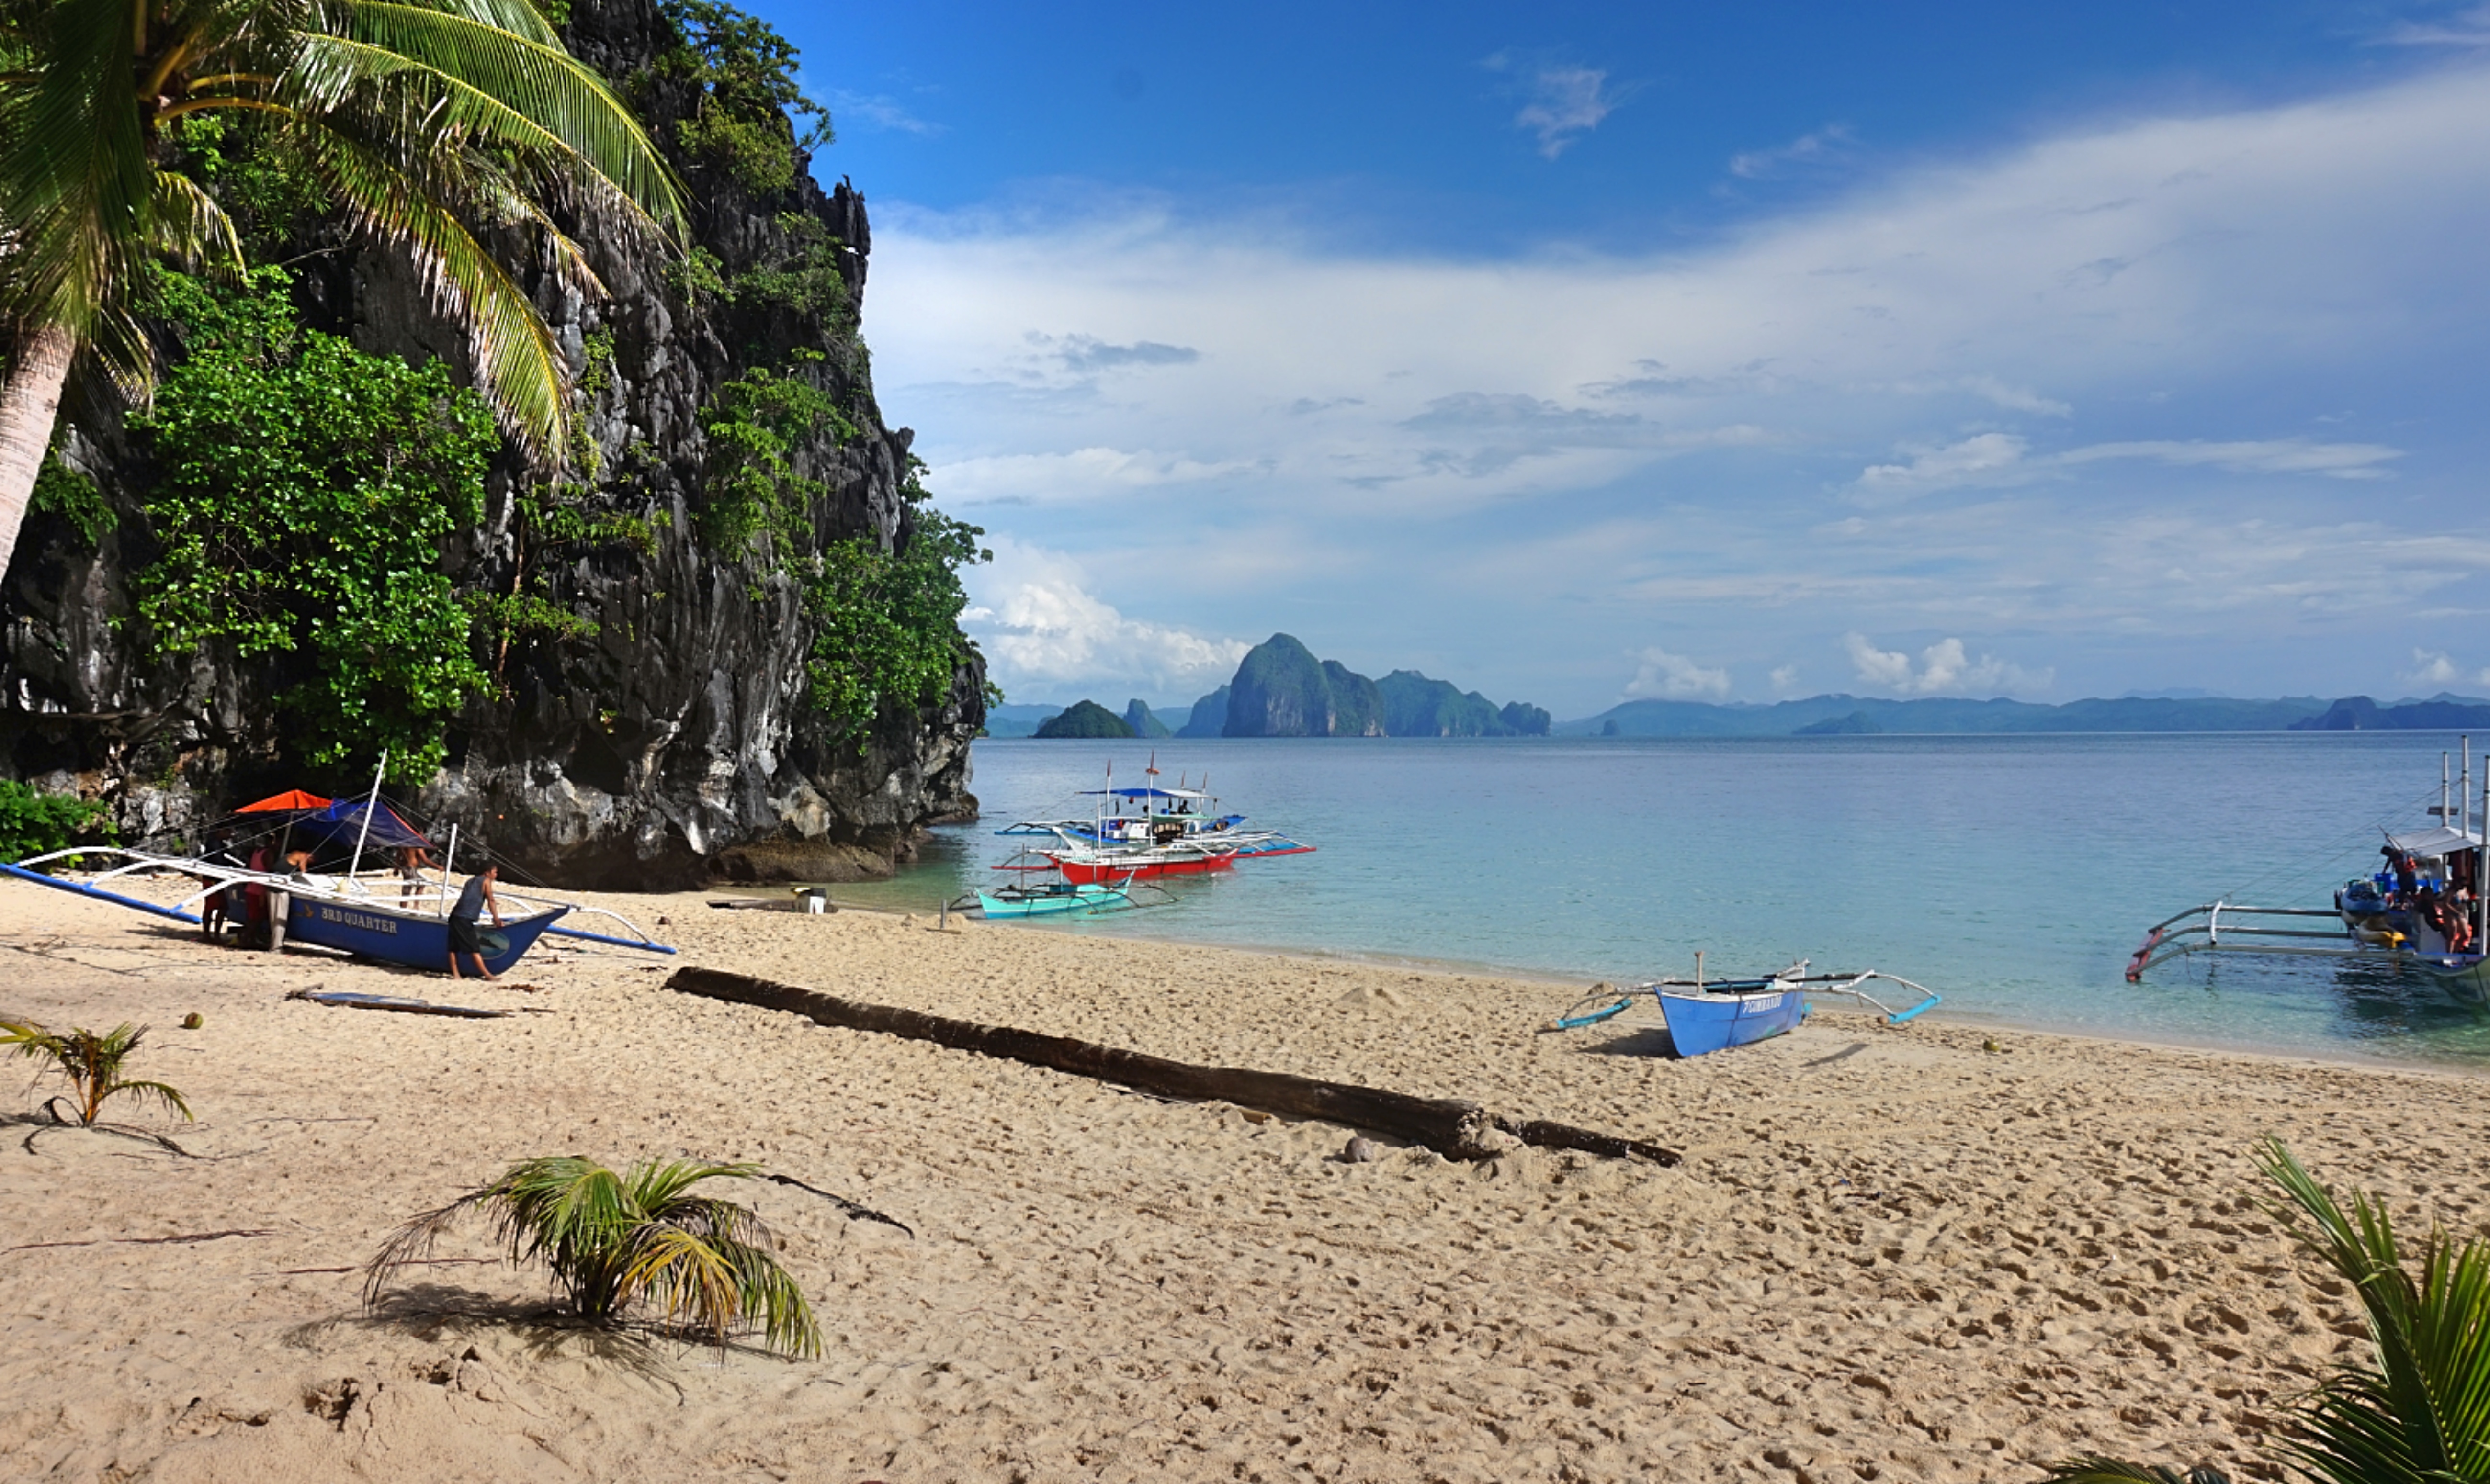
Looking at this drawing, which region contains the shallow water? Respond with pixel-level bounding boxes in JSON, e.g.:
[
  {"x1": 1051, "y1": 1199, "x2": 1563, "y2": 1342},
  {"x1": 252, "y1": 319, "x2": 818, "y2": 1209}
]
[{"x1": 826, "y1": 732, "x2": 2490, "y2": 1064}]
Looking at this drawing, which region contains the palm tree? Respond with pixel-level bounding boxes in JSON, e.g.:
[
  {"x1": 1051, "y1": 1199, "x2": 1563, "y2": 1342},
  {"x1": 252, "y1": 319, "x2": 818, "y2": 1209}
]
[
  {"x1": 0, "y1": 1017, "x2": 192, "y2": 1125},
  {"x1": 2040, "y1": 1138, "x2": 2490, "y2": 1484},
  {"x1": 364, "y1": 1154, "x2": 822, "y2": 1356},
  {"x1": 0, "y1": 0, "x2": 686, "y2": 578}
]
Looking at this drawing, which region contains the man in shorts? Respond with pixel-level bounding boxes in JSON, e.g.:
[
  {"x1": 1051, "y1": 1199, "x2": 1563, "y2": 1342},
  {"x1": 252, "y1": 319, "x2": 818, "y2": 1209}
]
[{"x1": 447, "y1": 863, "x2": 506, "y2": 980}]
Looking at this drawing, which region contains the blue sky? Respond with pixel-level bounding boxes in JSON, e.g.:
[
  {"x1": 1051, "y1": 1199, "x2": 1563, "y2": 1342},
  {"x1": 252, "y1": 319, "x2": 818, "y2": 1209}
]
[{"x1": 766, "y1": 1, "x2": 2490, "y2": 718}]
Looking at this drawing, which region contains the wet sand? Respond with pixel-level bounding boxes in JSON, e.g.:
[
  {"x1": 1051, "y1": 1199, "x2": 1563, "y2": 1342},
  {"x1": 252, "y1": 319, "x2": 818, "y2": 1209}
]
[{"x1": 1, "y1": 872, "x2": 2480, "y2": 1482}]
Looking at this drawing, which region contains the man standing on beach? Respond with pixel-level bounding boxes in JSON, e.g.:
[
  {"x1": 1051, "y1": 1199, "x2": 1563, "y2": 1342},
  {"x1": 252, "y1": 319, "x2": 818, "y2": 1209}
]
[{"x1": 447, "y1": 863, "x2": 505, "y2": 980}]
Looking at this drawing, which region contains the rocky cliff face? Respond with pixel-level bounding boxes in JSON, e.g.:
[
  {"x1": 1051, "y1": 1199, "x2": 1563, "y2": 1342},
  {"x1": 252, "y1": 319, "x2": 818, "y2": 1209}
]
[{"x1": 0, "y1": 0, "x2": 983, "y2": 888}]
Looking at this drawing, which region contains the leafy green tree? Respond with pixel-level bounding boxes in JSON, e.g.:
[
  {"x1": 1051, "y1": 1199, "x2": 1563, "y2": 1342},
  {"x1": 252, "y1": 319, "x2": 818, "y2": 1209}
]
[
  {"x1": 134, "y1": 266, "x2": 498, "y2": 780},
  {"x1": 658, "y1": 0, "x2": 829, "y2": 196},
  {"x1": 2039, "y1": 1139, "x2": 2490, "y2": 1484},
  {"x1": 365, "y1": 1155, "x2": 821, "y2": 1356},
  {"x1": 0, "y1": 1019, "x2": 192, "y2": 1127},
  {"x1": 0, "y1": 0, "x2": 686, "y2": 580},
  {"x1": 0, "y1": 778, "x2": 113, "y2": 864}
]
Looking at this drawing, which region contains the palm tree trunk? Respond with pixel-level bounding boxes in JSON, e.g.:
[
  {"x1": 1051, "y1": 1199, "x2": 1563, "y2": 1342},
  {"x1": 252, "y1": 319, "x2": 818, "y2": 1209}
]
[{"x1": 0, "y1": 321, "x2": 76, "y2": 582}]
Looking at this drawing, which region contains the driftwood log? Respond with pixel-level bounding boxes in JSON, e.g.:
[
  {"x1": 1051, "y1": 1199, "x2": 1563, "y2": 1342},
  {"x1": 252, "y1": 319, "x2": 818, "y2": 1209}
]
[{"x1": 667, "y1": 967, "x2": 1677, "y2": 1166}]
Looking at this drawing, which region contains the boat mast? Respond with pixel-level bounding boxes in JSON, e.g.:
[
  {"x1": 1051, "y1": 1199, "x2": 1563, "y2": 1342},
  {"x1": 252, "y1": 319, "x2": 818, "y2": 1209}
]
[
  {"x1": 439, "y1": 823, "x2": 458, "y2": 918},
  {"x1": 2464, "y1": 735, "x2": 2473, "y2": 838},
  {"x1": 2443, "y1": 752, "x2": 2451, "y2": 822},
  {"x1": 345, "y1": 752, "x2": 387, "y2": 882}
]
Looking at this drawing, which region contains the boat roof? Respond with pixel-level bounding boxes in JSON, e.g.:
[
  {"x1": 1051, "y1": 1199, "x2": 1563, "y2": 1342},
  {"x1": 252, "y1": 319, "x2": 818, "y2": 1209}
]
[
  {"x1": 1080, "y1": 787, "x2": 1210, "y2": 800},
  {"x1": 237, "y1": 788, "x2": 333, "y2": 813},
  {"x1": 2387, "y1": 825, "x2": 2487, "y2": 858}
]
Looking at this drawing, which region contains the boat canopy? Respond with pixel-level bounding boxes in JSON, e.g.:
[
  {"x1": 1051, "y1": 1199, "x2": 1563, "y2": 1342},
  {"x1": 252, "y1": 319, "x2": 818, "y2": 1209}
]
[
  {"x1": 237, "y1": 789, "x2": 333, "y2": 813},
  {"x1": 1080, "y1": 787, "x2": 1210, "y2": 801},
  {"x1": 2386, "y1": 825, "x2": 2487, "y2": 859}
]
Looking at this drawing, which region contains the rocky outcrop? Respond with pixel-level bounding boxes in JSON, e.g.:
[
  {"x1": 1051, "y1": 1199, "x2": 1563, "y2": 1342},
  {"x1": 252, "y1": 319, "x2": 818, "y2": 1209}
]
[
  {"x1": 1219, "y1": 635, "x2": 1537, "y2": 739},
  {"x1": 0, "y1": 0, "x2": 982, "y2": 888},
  {"x1": 1379, "y1": 671, "x2": 1551, "y2": 738},
  {"x1": 1032, "y1": 701, "x2": 1132, "y2": 740}
]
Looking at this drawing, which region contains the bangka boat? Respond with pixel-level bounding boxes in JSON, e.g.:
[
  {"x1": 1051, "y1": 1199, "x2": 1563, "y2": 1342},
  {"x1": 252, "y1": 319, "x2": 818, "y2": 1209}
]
[
  {"x1": 973, "y1": 879, "x2": 1135, "y2": 917},
  {"x1": 2126, "y1": 742, "x2": 2489, "y2": 1002},
  {"x1": 1547, "y1": 959, "x2": 1942, "y2": 1058},
  {"x1": 997, "y1": 770, "x2": 1316, "y2": 864},
  {"x1": 0, "y1": 769, "x2": 671, "y2": 975}
]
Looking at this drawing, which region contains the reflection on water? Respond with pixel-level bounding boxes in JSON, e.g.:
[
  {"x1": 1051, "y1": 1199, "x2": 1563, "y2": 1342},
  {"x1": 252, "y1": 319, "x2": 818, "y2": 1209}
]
[{"x1": 819, "y1": 732, "x2": 2490, "y2": 1065}]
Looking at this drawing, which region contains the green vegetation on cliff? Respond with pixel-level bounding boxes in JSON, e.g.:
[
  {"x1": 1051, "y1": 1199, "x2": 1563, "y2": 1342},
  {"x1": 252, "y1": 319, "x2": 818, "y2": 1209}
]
[
  {"x1": 134, "y1": 267, "x2": 498, "y2": 782},
  {"x1": 1033, "y1": 700, "x2": 1134, "y2": 739}
]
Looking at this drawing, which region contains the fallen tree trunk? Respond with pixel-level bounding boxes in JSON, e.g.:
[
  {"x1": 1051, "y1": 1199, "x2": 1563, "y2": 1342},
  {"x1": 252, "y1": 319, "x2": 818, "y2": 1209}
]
[{"x1": 667, "y1": 967, "x2": 1677, "y2": 1166}]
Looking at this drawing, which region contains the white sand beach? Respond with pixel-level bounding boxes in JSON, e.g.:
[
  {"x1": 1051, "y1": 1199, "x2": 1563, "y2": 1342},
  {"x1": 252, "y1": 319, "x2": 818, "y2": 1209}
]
[{"x1": 2, "y1": 874, "x2": 2482, "y2": 1482}]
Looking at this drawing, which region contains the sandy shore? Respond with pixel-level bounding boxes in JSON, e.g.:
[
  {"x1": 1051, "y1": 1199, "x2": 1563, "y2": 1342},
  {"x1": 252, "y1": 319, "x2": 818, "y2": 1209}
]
[{"x1": 2, "y1": 874, "x2": 2483, "y2": 1482}]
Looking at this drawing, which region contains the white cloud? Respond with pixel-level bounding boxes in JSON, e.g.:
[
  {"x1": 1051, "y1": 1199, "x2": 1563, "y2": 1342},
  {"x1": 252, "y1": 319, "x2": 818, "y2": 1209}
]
[
  {"x1": 964, "y1": 540, "x2": 1250, "y2": 697},
  {"x1": 2406, "y1": 649, "x2": 2490, "y2": 688},
  {"x1": 1511, "y1": 66, "x2": 1616, "y2": 159},
  {"x1": 1769, "y1": 664, "x2": 1802, "y2": 693},
  {"x1": 865, "y1": 61, "x2": 2490, "y2": 712},
  {"x1": 933, "y1": 446, "x2": 1261, "y2": 506},
  {"x1": 2382, "y1": 5, "x2": 2490, "y2": 46},
  {"x1": 1626, "y1": 647, "x2": 1732, "y2": 699},
  {"x1": 1844, "y1": 634, "x2": 2054, "y2": 696},
  {"x1": 2056, "y1": 438, "x2": 2403, "y2": 479},
  {"x1": 1856, "y1": 433, "x2": 2031, "y2": 494},
  {"x1": 1855, "y1": 434, "x2": 2403, "y2": 496},
  {"x1": 830, "y1": 90, "x2": 943, "y2": 136},
  {"x1": 1729, "y1": 124, "x2": 1855, "y2": 179}
]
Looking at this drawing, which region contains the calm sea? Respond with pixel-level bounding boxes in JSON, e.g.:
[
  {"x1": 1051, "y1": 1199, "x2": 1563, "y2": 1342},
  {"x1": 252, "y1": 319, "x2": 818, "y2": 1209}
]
[{"x1": 828, "y1": 733, "x2": 2490, "y2": 1065}]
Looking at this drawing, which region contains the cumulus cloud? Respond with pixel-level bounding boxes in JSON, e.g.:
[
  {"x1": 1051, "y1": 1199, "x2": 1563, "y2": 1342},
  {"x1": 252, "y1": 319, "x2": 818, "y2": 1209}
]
[
  {"x1": 1770, "y1": 664, "x2": 1802, "y2": 693},
  {"x1": 1626, "y1": 647, "x2": 1732, "y2": 699},
  {"x1": 2406, "y1": 649, "x2": 2490, "y2": 688},
  {"x1": 964, "y1": 540, "x2": 1250, "y2": 695},
  {"x1": 1844, "y1": 634, "x2": 2054, "y2": 697},
  {"x1": 1504, "y1": 64, "x2": 1617, "y2": 159}
]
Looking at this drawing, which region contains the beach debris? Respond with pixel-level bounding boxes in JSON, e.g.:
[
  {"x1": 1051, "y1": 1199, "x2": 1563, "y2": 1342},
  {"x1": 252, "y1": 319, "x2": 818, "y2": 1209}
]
[
  {"x1": 284, "y1": 989, "x2": 507, "y2": 1019},
  {"x1": 1343, "y1": 1136, "x2": 1381, "y2": 1163},
  {"x1": 765, "y1": 1172, "x2": 914, "y2": 1236},
  {"x1": 1983, "y1": 1038, "x2": 2002, "y2": 1054},
  {"x1": 667, "y1": 967, "x2": 1682, "y2": 1166},
  {"x1": 181, "y1": 1012, "x2": 203, "y2": 1030}
]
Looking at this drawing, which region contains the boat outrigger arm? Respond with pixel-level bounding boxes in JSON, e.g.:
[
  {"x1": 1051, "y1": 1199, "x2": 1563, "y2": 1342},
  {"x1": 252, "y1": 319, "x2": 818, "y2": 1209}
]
[
  {"x1": 1550, "y1": 969, "x2": 1942, "y2": 1032},
  {"x1": 0, "y1": 847, "x2": 674, "y2": 955},
  {"x1": 2125, "y1": 900, "x2": 2471, "y2": 981}
]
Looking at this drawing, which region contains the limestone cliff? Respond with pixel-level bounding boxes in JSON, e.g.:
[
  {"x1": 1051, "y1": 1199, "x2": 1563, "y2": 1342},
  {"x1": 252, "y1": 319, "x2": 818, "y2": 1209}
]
[{"x1": 0, "y1": 0, "x2": 982, "y2": 888}]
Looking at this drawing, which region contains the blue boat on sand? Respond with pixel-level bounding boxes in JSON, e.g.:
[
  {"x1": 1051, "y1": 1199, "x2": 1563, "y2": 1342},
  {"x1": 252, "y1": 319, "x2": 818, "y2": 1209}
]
[
  {"x1": 1547, "y1": 960, "x2": 1941, "y2": 1058},
  {"x1": 285, "y1": 895, "x2": 572, "y2": 976}
]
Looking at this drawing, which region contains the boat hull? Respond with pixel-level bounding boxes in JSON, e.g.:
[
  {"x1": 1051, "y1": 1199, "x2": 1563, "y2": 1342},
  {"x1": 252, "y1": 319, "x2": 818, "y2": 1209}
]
[
  {"x1": 1657, "y1": 989, "x2": 1808, "y2": 1057},
  {"x1": 1051, "y1": 853, "x2": 1234, "y2": 884},
  {"x1": 976, "y1": 885, "x2": 1124, "y2": 918},
  {"x1": 286, "y1": 897, "x2": 568, "y2": 976}
]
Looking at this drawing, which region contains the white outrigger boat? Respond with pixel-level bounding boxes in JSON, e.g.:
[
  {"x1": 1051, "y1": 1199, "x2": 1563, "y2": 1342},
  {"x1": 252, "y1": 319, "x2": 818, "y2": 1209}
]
[
  {"x1": 2127, "y1": 742, "x2": 2489, "y2": 1001},
  {"x1": 0, "y1": 771, "x2": 670, "y2": 975}
]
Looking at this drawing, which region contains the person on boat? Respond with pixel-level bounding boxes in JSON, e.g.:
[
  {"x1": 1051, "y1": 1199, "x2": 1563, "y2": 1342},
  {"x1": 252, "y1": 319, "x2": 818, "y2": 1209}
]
[
  {"x1": 447, "y1": 863, "x2": 505, "y2": 980},
  {"x1": 2390, "y1": 848, "x2": 2420, "y2": 903}
]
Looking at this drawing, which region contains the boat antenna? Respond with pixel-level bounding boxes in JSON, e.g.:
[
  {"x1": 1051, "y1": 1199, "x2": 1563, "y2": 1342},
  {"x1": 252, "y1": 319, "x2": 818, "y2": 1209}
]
[{"x1": 345, "y1": 752, "x2": 387, "y2": 882}]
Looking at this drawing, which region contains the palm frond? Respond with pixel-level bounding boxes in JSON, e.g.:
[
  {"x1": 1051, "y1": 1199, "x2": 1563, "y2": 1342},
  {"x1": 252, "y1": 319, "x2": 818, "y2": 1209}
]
[
  {"x1": 149, "y1": 169, "x2": 248, "y2": 278},
  {"x1": 292, "y1": 2, "x2": 681, "y2": 231},
  {"x1": 2031, "y1": 1460, "x2": 2209, "y2": 1484},
  {"x1": 0, "y1": 0, "x2": 155, "y2": 334},
  {"x1": 104, "y1": 1077, "x2": 194, "y2": 1122},
  {"x1": 296, "y1": 119, "x2": 567, "y2": 454}
]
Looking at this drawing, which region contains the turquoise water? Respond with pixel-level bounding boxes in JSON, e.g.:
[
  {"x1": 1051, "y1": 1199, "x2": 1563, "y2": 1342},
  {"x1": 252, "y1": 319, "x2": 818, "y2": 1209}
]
[{"x1": 831, "y1": 733, "x2": 2490, "y2": 1064}]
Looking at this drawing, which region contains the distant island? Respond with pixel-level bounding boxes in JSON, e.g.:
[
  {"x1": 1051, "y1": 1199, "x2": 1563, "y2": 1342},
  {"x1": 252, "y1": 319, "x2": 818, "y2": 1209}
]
[
  {"x1": 988, "y1": 656, "x2": 2490, "y2": 742},
  {"x1": 990, "y1": 634, "x2": 1551, "y2": 739},
  {"x1": 1559, "y1": 693, "x2": 2490, "y2": 737}
]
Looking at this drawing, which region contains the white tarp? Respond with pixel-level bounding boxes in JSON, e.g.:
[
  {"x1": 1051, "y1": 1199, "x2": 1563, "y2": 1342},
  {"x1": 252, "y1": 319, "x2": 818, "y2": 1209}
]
[{"x1": 2386, "y1": 825, "x2": 2486, "y2": 859}]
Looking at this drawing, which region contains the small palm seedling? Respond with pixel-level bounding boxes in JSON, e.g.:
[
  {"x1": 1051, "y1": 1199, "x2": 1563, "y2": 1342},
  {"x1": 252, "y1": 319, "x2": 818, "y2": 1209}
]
[
  {"x1": 364, "y1": 1156, "x2": 822, "y2": 1358},
  {"x1": 1, "y1": 1019, "x2": 192, "y2": 1128},
  {"x1": 2038, "y1": 1137, "x2": 2490, "y2": 1484}
]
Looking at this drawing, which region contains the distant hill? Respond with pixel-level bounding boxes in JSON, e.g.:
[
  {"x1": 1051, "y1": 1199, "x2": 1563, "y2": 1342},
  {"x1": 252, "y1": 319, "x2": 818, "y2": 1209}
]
[
  {"x1": 1123, "y1": 699, "x2": 1173, "y2": 738},
  {"x1": 982, "y1": 702, "x2": 1064, "y2": 739},
  {"x1": 1210, "y1": 635, "x2": 1546, "y2": 737},
  {"x1": 1176, "y1": 686, "x2": 1229, "y2": 738},
  {"x1": 2291, "y1": 696, "x2": 2490, "y2": 731},
  {"x1": 1032, "y1": 700, "x2": 1134, "y2": 739},
  {"x1": 1559, "y1": 694, "x2": 2338, "y2": 737}
]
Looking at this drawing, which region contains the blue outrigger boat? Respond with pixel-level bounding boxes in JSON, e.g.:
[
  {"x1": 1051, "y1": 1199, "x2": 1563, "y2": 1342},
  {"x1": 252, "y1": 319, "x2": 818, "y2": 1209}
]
[{"x1": 1549, "y1": 959, "x2": 1941, "y2": 1058}]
